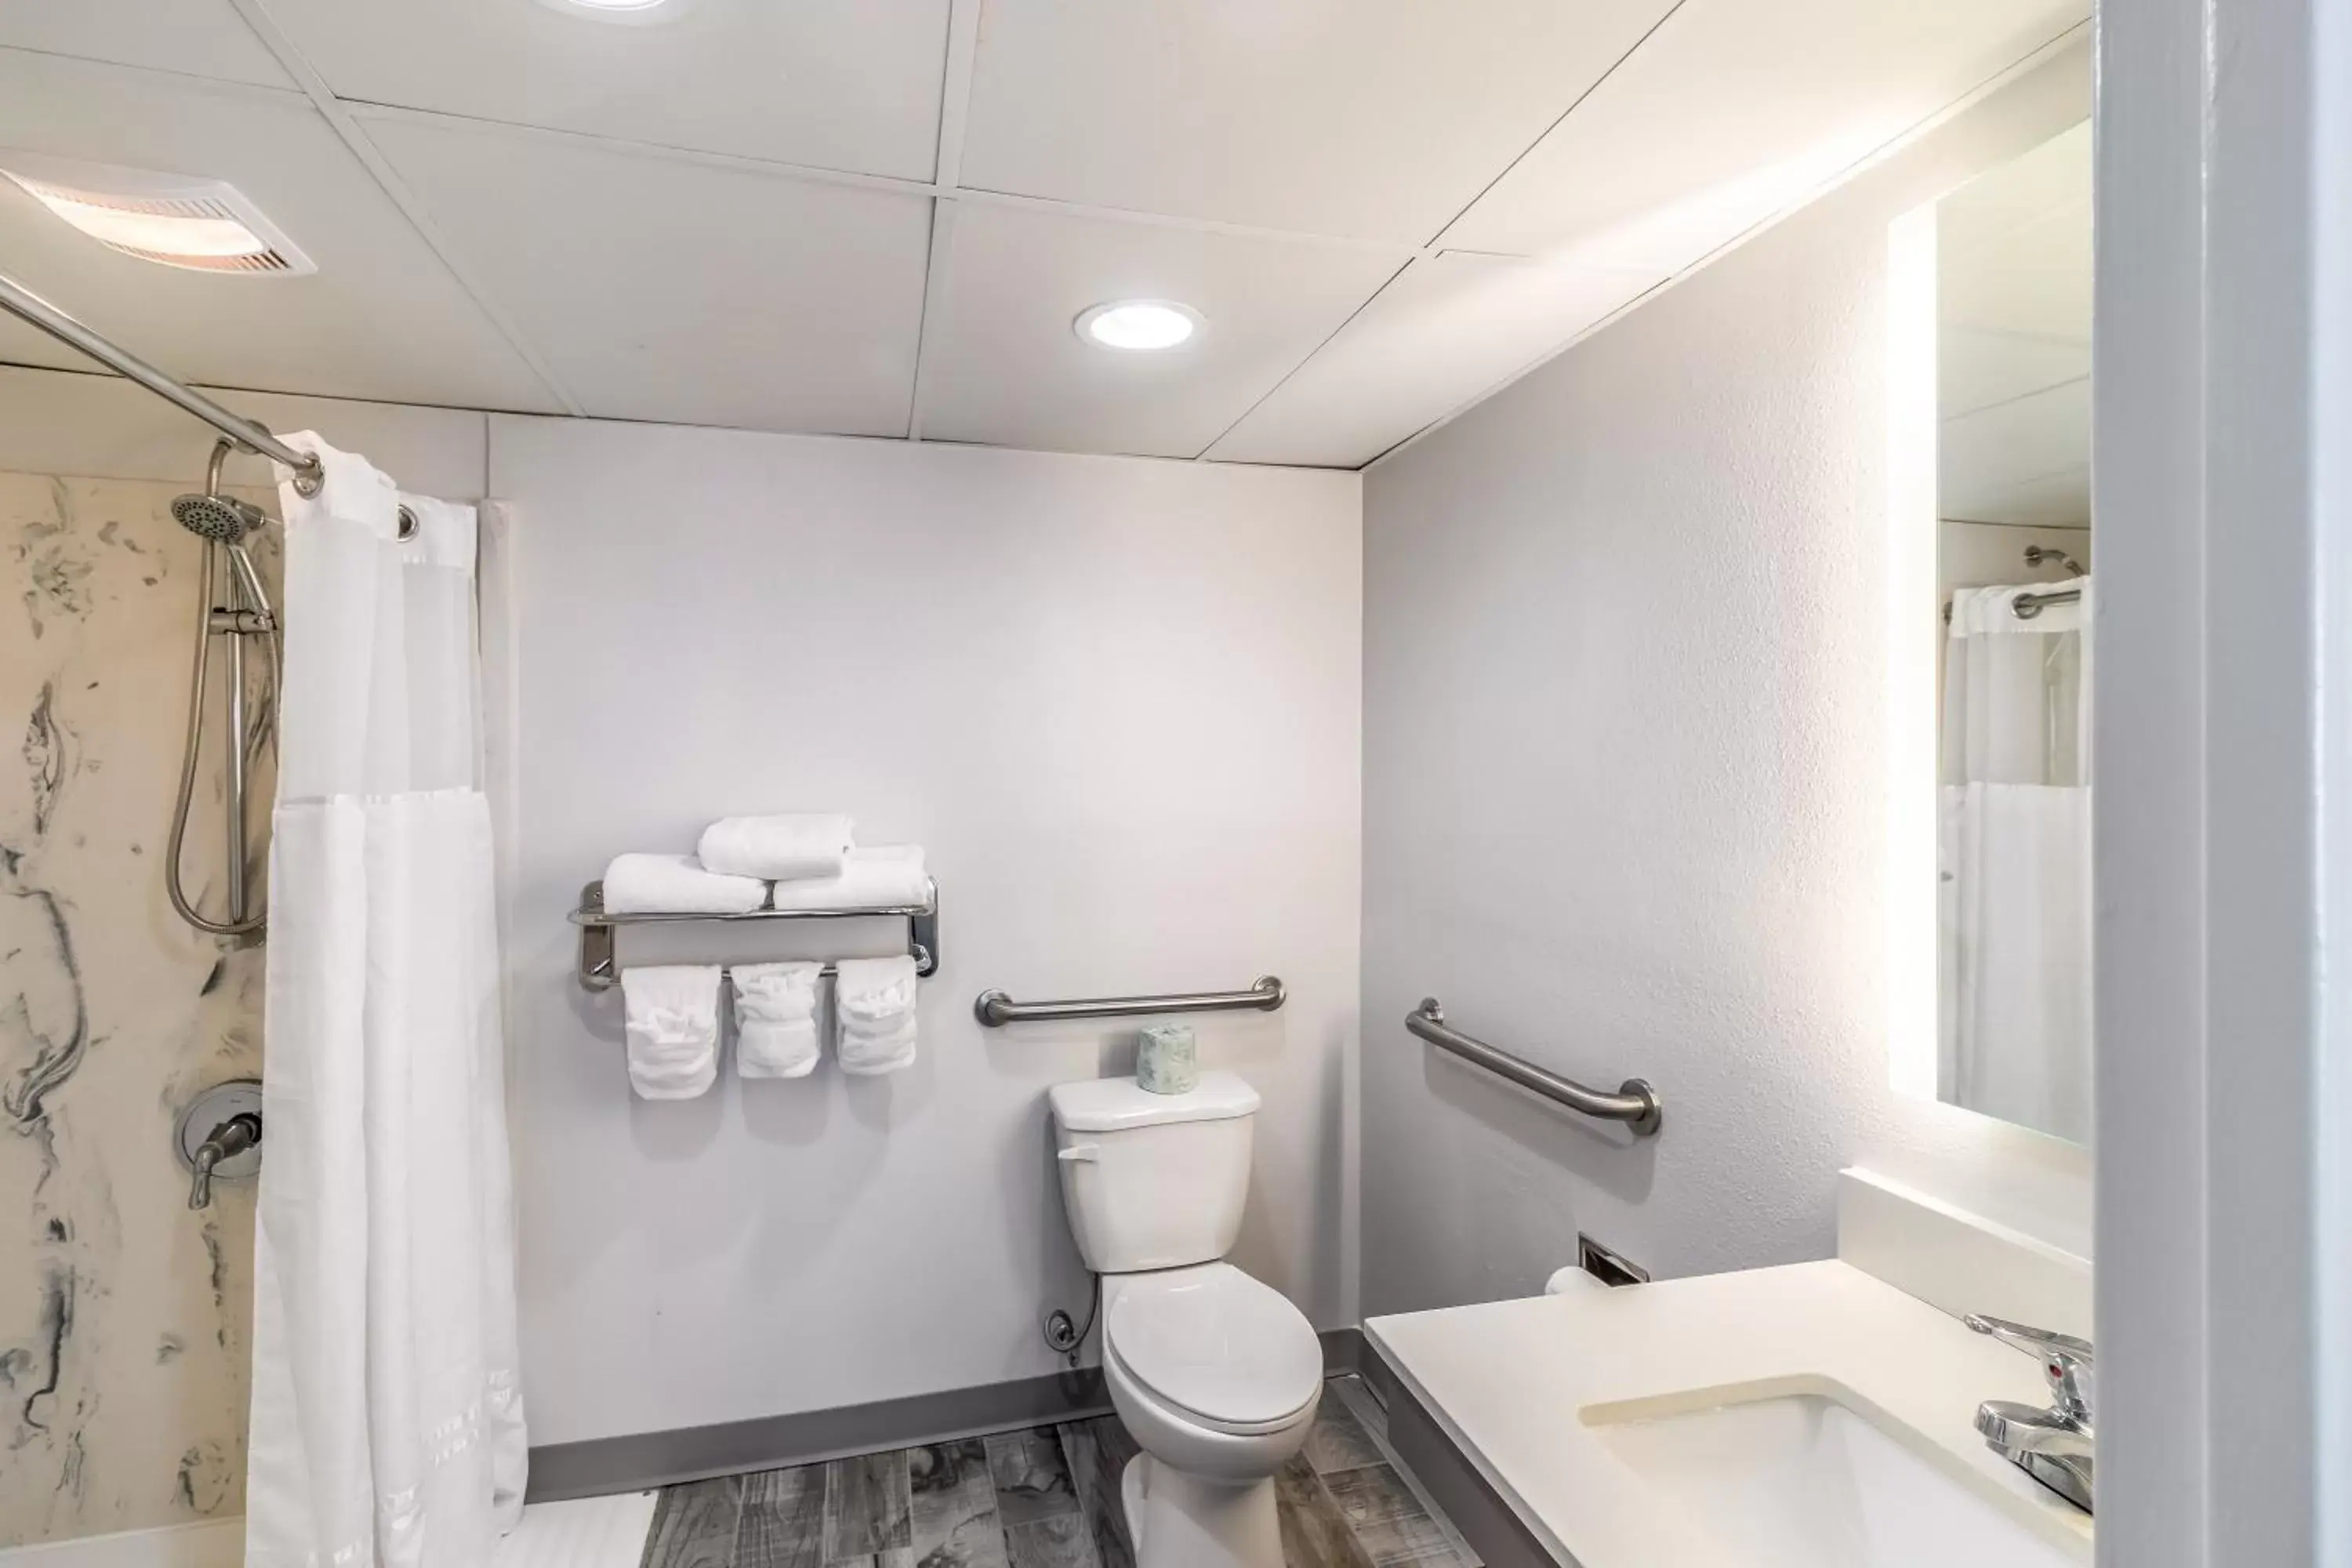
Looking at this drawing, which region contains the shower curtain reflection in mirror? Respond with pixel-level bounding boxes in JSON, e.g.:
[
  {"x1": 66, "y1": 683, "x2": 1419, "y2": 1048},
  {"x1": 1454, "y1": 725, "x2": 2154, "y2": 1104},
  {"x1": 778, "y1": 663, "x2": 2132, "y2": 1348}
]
[
  {"x1": 1938, "y1": 583, "x2": 2092, "y2": 1142},
  {"x1": 1890, "y1": 112, "x2": 2095, "y2": 1146}
]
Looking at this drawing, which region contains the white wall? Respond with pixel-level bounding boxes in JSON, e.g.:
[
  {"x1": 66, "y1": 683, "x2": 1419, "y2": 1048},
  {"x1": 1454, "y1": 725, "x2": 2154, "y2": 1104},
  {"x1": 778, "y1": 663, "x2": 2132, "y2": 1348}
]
[
  {"x1": 1356, "y1": 42, "x2": 2092, "y2": 1315},
  {"x1": 0, "y1": 365, "x2": 487, "y2": 495},
  {"x1": 485, "y1": 417, "x2": 1362, "y2": 1445},
  {"x1": 1938, "y1": 519, "x2": 2086, "y2": 593}
]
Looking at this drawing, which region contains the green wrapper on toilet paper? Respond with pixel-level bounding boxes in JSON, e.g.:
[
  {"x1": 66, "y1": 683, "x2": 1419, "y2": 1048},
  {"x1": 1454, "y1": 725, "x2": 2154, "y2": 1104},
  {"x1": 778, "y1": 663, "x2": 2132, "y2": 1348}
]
[{"x1": 1136, "y1": 1024, "x2": 1199, "y2": 1094}]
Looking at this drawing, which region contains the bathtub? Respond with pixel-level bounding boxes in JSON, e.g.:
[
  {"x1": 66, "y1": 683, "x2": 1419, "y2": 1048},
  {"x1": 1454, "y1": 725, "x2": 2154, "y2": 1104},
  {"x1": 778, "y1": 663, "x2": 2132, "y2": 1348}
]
[{"x1": 0, "y1": 1520, "x2": 241, "y2": 1568}]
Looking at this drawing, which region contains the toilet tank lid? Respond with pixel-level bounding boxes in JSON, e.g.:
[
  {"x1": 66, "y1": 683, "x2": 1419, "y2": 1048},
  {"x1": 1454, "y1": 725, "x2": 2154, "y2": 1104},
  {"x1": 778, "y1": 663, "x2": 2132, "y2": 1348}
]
[{"x1": 1049, "y1": 1070, "x2": 1261, "y2": 1132}]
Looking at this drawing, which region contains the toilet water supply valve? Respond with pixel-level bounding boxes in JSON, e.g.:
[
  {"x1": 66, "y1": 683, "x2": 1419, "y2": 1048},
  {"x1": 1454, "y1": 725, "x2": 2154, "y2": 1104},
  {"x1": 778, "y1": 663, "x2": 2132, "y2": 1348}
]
[
  {"x1": 1044, "y1": 1137, "x2": 1103, "y2": 1365},
  {"x1": 1043, "y1": 1274, "x2": 1101, "y2": 1367}
]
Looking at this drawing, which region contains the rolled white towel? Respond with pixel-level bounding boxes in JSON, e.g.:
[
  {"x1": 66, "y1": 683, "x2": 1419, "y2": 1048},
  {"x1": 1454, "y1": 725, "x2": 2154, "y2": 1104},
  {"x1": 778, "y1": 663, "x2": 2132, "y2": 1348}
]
[
  {"x1": 602, "y1": 852, "x2": 767, "y2": 916},
  {"x1": 765, "y1": 846, "x2": 931, "y2": 913},
  {"x1": 622, "y1": 964, "x2": 723, "y2": 1099},
  {"x1": 734, "y1": 961, "x2": 823, "y2": 1079},
  {"x1": 834, "y1": 956, "x2": 919, "y2": 1076},
  {"x1": 697, "y1": 814, "x2": 856, "y2": 881}
]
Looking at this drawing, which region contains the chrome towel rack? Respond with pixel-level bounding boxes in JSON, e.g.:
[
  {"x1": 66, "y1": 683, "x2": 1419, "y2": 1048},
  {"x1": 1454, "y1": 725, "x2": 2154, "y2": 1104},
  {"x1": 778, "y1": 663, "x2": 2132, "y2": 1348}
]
[
  {"x1": 568, "y1": 878, "x2": 939, "y2": 992},
  {"x1": 975, "y1": 976, "x2": 1284, "y2": 1028},
  {"x1": 1406, "y1": 997, "x2": 1662, "y2": 1136}
]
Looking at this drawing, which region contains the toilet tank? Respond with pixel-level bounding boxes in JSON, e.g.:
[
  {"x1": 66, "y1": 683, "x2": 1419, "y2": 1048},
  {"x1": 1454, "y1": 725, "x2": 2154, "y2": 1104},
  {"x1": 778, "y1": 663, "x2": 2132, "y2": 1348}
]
[{"x1": 1047, "y1": 1072, "x2": 1261, "y2": 1273}]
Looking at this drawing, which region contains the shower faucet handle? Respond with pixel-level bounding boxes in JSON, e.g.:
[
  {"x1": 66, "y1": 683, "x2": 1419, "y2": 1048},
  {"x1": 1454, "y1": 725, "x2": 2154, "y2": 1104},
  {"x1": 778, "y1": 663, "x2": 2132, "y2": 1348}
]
[{"x1": 187, "y1": 1112, "x2": 261, "y2": 1210}]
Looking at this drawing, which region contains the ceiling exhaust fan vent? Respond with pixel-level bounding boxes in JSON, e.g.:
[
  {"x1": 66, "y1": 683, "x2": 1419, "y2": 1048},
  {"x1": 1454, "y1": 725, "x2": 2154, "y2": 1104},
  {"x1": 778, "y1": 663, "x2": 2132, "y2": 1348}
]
[{"x1": 0, "y1": 152, "x2": 315, "y2": 277}]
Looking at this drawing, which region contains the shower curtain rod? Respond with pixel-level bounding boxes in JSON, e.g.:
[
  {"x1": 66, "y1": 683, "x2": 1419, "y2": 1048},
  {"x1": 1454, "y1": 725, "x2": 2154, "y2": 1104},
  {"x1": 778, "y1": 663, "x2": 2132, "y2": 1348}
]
[{"x1": 0, "y1": 270, "x2": 326, "y2": 497}]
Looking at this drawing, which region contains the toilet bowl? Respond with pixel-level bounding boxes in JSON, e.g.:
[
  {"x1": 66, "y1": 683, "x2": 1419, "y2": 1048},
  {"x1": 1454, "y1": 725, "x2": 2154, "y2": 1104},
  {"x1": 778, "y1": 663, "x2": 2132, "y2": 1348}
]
[
  {"x1": 1101, "y1": 1264, "x2": 1322, "y2": 1566},
  {"x1": 1046, "y1": 1072, "x2": 1321, "y2": 1568}
]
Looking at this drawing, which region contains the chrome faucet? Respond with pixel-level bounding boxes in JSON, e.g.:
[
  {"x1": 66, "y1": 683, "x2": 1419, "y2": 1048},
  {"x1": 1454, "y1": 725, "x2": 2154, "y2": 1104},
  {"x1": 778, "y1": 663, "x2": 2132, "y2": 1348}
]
[{"x1": 1965, "y1": 1314, "x2": 2094, "y2": 1514}]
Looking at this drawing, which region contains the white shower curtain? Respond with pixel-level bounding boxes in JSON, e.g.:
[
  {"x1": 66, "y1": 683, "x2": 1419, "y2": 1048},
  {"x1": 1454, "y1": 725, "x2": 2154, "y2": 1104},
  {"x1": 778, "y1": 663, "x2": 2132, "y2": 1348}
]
[
  {"x1": 247, "y1": 434, "x2": 525, "y2": 1567},
  {"x1": 1937, "y1": 579, "x2": 2093, "y2": 1143}
]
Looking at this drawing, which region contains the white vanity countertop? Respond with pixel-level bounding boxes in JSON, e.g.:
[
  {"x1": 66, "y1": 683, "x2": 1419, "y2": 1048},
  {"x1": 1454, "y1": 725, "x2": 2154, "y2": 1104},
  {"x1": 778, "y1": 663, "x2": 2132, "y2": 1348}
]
[{"x1": 1365, "y1": 1259, "x2": 2095, "y2": 1567}]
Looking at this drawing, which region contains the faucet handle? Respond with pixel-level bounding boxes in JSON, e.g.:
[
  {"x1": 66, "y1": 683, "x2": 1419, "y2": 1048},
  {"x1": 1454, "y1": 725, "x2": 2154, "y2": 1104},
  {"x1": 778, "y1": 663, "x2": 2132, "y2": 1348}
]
[
  {"x1": 1966, "y1": 1314, "x2": 2094, "y2": 1418},
  {"x1": 188, "y1": 1144, "x2": 221, "y2": 1210},
  {"x1": 185, "y1": 1112, "x2": 262, "y2": 1211}
]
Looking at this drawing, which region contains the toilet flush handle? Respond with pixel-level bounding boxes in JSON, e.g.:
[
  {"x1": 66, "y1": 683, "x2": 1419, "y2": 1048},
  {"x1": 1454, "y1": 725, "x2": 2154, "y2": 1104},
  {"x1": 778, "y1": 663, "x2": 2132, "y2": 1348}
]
[{"x1": 1057, "y1": 1143, "x2": 1100, "y2": 1163}]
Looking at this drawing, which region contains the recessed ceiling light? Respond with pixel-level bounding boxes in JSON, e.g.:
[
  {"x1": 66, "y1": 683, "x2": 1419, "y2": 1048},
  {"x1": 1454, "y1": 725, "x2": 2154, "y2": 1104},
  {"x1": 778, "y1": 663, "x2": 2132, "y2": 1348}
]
[
  {"x1": 1076, "y1": 300, "x2": 1202, "y2": 352},
  {"x1": 535, "y1": 0, "x2": 682, "y2": 21},
  {"x1": 0, "y1": 154, "x2": 313, "y2": 275}
]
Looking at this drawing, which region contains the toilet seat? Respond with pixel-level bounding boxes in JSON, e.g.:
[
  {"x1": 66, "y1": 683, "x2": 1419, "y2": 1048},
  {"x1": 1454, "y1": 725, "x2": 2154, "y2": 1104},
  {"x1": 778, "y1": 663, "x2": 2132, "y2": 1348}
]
[{"x1": 1103, "y1": 1263, "x2": 1322, "y2": 1436}]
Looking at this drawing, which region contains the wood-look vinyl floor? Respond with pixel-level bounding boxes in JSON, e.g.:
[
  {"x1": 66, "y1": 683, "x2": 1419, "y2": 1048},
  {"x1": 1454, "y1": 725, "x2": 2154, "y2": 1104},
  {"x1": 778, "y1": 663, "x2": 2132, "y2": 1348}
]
[{"x1": 639, "y1": 1377, "x2": 1479, "y2": 1568}]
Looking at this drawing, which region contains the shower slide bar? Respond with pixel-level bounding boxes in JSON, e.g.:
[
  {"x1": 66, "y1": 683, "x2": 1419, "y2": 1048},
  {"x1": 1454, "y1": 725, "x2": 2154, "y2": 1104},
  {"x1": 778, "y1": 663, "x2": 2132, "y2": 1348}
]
[
  {"x1": 974, "y1": 976, "x2": 1286, "y2": 1028},
  {"x1": 0, "y1": 271, "x2": 327, "y2": 496},
  {"x1": 1406, "y1": 996, "x2": 1663, "y2": 1136},
  {"x1": 568, "y1": 879, "x2": 941, "y2": 992}
]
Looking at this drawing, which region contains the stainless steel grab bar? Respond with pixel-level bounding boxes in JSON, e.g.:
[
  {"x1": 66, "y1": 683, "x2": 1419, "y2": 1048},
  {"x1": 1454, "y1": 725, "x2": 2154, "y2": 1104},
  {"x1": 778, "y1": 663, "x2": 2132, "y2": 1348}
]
[
  {"x1": 1406, "y1": 997, "x2": 1662, "y2": 1135},
  {"x1": 975, "y1": 976, "x2": 1284, "y2": 1028}
]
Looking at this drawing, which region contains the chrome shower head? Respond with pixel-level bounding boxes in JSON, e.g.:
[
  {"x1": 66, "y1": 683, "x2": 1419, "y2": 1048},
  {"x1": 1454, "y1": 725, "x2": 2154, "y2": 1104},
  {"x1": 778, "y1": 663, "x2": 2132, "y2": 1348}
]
[
  {"x1": 171, "y1": 437, "x2": 270, "y2": 543},
  {"x1": 169, "y1": 490, "x2": 267, "y2": 542}
]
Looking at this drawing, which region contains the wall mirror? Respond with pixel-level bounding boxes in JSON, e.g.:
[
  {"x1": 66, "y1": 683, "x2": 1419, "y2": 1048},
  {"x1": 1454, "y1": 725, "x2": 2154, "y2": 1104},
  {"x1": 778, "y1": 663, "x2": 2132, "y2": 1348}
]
[{"x1": 1888, "y1": 118, "x2": 2092, "y2": 1145}]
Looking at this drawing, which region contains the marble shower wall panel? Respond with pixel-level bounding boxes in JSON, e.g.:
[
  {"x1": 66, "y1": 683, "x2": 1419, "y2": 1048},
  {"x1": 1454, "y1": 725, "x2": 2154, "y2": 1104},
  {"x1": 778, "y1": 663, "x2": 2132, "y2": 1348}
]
[{"x1": 0, "y1": 472, "x2": 277, "y2": 1548}]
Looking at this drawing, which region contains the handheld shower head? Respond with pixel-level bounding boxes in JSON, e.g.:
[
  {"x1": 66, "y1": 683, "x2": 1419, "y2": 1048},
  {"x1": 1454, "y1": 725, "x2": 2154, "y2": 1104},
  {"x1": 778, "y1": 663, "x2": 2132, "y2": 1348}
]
[
  {"x1": 165, "y1": 437, "x2": 281, "y2": 940},
  {"x1": 170, "y1": 491, "x2": 267, "y2": 542},
  {"x1": 170, "y1": 437, "x2": 270, "y2": 542}
]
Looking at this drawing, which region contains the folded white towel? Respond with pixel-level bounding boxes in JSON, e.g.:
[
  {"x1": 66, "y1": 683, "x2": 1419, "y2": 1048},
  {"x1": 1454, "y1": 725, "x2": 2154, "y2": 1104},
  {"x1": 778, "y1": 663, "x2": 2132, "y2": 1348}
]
[
  {"x1": 834, "y1": 956, "x2": 919, "y2": 1076},
  {"x1": 764, "y1": 846, "x2": 931, "y2": 913},
  {"x1": 838, "y1": 1018, "x2": 918, "y2": 1076},
  {"x1": 622, "y1": 964, "x2": 723, "y2": 1099},
  {"x1": 602, "y1": 853, "x2": 767, "y2": 916},
  {"x1": 734, "y1": 961, "x2": 823, "y2": 1079},
  {"x1": 697, "y1": 814, "x2": 857, "y2": 881}
]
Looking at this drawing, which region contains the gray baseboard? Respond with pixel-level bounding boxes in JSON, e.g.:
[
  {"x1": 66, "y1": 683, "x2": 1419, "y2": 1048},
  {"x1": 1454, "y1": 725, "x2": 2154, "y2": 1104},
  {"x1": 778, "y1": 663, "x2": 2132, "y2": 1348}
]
[
  {"x1": 1361, "y1": 1336, "x2": 1565, "y2": 1568},
  {"x1": 530, "y1": 1327, "x2": 1367, "y2": 1504}
]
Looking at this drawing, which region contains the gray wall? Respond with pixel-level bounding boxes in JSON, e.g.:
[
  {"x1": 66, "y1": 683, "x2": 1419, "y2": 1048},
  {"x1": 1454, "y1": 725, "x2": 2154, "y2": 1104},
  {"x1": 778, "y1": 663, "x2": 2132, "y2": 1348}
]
[
  {"x1": 1357, "y1": 44, "x2": 2093, "y2": 1315},
  {"x1": 485, "y1": 417, "x2": 1363, "y2": 1446}
]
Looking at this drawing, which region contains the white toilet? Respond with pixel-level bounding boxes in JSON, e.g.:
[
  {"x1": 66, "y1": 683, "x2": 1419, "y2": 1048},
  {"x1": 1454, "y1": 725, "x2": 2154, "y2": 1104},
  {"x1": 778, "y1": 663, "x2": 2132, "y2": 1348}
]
[{"x1": 1048, "y1": 1070, "x2": 1323, "y2": 1568}]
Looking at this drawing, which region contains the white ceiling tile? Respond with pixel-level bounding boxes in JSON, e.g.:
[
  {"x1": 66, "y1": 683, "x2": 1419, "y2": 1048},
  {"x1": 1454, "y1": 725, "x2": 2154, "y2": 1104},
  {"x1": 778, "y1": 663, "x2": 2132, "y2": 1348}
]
[
  {"x1": 1940, "y1": 376, "x2": 2088, "y2": 523},
  {"x1": 0, "y1": 5, "x2": 291, "y2": 89},
  {"x1": 1944, "y1": 463, "x2": 2089, "y2": 529},
  {"x1": 0, "y1": 53, "x2": 559, "y2": 413},
  {"x1": 1937, "y1": 116, "x2": 2090, "y2": 415},
  {"x1": 1439, "y1": 0, "x2": 2089, "y2": 267},
  {"x1": 958, "y1": 0, "x2": 1679, "y2": 245},
  {"x1": 262, "y1": 0, "x2": 949, "y2": 180},
  {"x1": 1208, "y1": 253, "x2": 1661, "y2": 467},
  {"x1": 362, "y1": 113, "x2": 932, "y2": 436},
  {"x1": 1935, "y1": 115, "x2": 2088, "y2": 524},
  {"x1": 917, "y1": 201, "x2": 1402, "y2": 460},
  {"x1": 1939, "y1": 328, "x2": 2088, "y2": 419},
  {"x1": 1938, "y1": 118, "x2": 2091, "y2": 262}
]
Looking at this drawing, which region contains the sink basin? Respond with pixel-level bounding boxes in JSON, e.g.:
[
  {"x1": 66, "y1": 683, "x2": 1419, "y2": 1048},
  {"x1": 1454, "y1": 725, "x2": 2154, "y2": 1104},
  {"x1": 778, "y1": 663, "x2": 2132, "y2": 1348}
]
[{"x1": 1585, "y1": 1385, "x2": 2084, "y2": 1567}]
